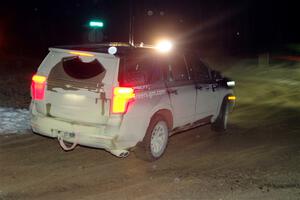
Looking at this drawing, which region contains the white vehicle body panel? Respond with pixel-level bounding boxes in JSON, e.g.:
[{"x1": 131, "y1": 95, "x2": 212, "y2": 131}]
[
  {"x1": 30, "y1": 46, "x2": 234, "y2": 157},
  {"x1": 167, "y1": 84, "x2": 196, "y2": 127},
  {"x1": 195, "y1": 83, "x2": 219, "y2": 120},
  {"x1": 36, "y1": 49, "x2": 119, "y2": 124}
]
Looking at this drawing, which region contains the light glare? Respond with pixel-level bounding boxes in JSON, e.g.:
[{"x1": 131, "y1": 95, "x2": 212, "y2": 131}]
[
  {"x1": 156, "y1": 40, "x2": 173, "y2": 53},
  {"x1": 32, "y1": 75, "x2": 46, "y2": 83},
  {"x1": 89, "y1": 21, "x2": 104, "y2": 28},
  {"x1": 227, "y1": 81, "x2": 235, "y2": 87}
]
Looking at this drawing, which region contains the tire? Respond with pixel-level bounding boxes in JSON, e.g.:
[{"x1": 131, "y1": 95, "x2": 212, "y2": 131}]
[
  {"x1": 135, "y1": 115, "x2": 169, "y2": 161},
  {"x1": 211, "y1": 98, "x2": 230, "y2": 132}
]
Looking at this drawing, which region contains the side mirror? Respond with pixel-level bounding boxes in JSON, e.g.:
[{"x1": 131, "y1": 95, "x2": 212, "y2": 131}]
[{"x1": 211, "y1": 70, "x2": 235, "y2": 88}]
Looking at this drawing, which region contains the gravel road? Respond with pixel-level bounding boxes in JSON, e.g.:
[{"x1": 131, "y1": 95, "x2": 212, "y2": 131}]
[{"x1": 1, "y1": 120, "x2": 300, "y2": 200}]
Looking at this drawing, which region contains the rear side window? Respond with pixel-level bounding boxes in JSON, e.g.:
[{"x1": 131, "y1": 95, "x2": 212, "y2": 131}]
[
  {"x1": 63, "y1": 57, "x2": 105, "y2": 79},
  {"x1": 185, "y1": 54, "x2": 210, "y2": 82},
  {"x1": 120, "y1": 55, "x2": 162, "y2": 86},
  {"x1": 168, "y1": 55, "x2": 189, "y2": 81}
]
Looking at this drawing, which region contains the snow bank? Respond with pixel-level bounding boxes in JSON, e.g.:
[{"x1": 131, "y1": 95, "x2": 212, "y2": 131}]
[{"x1": 0, "y1": 107, "x2": 30, "y2": 135}]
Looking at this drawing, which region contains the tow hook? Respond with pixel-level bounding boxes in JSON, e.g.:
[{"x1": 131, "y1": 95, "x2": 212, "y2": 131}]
[{"x1": 56, "y1": 131, "x2": 77, "y2": 151}]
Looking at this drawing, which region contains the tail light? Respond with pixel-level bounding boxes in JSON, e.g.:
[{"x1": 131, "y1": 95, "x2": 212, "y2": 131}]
[
  {"x1": 111, "y1": 87, "x2": 135, "y2": 114},
  {"x1": 31, "y1": 74, "x2": 47, "y2": 100}
]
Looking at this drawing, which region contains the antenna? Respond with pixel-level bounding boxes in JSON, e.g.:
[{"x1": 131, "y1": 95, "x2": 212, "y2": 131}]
[{"x1": 129, "y1": 0, "x2": 134, "y2": 46}]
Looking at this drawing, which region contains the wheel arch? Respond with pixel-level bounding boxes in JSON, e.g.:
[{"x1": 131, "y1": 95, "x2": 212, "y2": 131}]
[
  {"x1": 217, "y1": 91, "x2": 234, "y2": 113},
  {"x1": 149, "y1": 109, "x2": 173, "y2": 132}
]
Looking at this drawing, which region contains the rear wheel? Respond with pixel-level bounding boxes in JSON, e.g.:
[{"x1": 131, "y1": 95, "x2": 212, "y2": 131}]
[
  {"x1": 135, "y1": 116, "x2": 169, "y2": 161},
  {"x1": 211, "y1": 99, "x2": 229, "y2": 132}
]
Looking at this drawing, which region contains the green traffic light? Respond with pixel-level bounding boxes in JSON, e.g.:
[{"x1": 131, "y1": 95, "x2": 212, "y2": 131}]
[{"x1": 89, "y1": 21, "x2": 104, "y2": 28}]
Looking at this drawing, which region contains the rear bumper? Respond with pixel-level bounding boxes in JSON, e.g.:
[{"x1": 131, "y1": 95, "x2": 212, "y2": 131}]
[{"x1": 31, "y1": 114, "x2": 116, "y2": 150}]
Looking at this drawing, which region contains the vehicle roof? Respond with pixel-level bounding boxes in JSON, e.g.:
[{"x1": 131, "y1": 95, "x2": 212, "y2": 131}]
[
  {"x1": 52, "y1": 42, "x2": 158, "y2": 56},
  {"x1": 52, "y1": 42, "x2": 202, "y2": 59}
]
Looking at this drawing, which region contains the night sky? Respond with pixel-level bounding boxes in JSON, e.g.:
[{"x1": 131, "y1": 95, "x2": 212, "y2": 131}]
[{"x1": 0, "y1": 0, "x2": 299, "y2": 57}]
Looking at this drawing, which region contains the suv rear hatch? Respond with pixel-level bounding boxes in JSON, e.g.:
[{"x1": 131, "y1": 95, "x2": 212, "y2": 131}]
[{"x1": 35, "y1": 48, "x2": 119, "y2": 125}]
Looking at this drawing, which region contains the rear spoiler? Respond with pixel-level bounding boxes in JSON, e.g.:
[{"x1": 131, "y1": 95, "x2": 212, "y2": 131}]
[{"x1": 49, "y1": 48, "x2": 115, "y2": 58}]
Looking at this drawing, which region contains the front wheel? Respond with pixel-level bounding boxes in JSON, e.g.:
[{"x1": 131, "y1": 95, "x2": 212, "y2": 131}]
[
  {"x1": 135, "y1": 116, "x2": 169, "y2": 161},
  {"x1": 211, "y1": 99, "x2": 230, "y2": 132}
]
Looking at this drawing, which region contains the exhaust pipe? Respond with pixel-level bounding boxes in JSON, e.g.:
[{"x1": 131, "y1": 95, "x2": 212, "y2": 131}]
[{"x1": 110, "y1": 149, "x2": 130, "y2": 158}]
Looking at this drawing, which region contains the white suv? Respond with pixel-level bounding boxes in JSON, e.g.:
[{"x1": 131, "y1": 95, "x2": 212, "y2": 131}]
[{"x1": 30, "y1": 43, "x2": 235, "y2": 161}]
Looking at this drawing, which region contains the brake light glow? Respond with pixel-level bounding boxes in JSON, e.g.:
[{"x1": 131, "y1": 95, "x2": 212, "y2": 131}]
[
  {"x1": 112, "y1": 87, "x2": 135, "y2": 114},
  {"x1": 31, "y1": 74, "x2": 47, "y2": 100},
  {"x1": 69, "y1": 51, "x2": 94, "y2": 57}
]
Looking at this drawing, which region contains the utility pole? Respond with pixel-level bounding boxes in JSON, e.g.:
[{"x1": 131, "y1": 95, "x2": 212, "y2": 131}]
[{"x1": 129, "y1": 0, "x2": 134, "y2": 46}]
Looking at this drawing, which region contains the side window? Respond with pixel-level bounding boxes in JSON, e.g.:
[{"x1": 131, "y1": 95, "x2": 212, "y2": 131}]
[
  {"x1": 120, "y1": 55, "x2": 162, "y2": 86},
  {"x1": 168, "y1": 55, "x2": 189, "y2": 81},
  {"x1": 186, "y1": 54, "x2": 210, "y2": 82}
]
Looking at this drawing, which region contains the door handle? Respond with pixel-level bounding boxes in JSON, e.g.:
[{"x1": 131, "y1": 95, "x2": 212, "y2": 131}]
[
  {"x1": 167, "y1": 88, "x2": 178, "y2": 95},
  {"x1": 212, "y1": 84, "x2": 218, "y2": 92},
  {"x1": 195, "y1": 85, "x2": 203, "y2": 90},
  {"x1": 196, "y1": 85, "x2": 210, "y2": 90}
]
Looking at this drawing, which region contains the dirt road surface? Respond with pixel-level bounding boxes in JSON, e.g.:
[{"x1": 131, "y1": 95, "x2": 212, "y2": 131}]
[
  {"x1": 1, "y1": 61, "x2": 300, "y2": 199},
  {"x1": 1, "y1": 120, "x2": 300, "y2": 200}
]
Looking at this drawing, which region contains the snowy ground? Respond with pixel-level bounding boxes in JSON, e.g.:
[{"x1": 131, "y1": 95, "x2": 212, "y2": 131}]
[{"x1": 0, "y1": 107, "x2": 30, "y2": 135}]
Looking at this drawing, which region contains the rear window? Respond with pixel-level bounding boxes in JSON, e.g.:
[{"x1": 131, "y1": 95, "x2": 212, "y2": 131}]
[
  {"x1": 63, "y1": 57, "x2": 105, "y2": 79},
  {"x1": 119, "y1": 55, "x2": 162, "y2": 86}
]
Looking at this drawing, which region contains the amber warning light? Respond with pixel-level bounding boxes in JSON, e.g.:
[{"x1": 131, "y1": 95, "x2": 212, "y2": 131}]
[{"x1": 228, "y1": 95, "x2": 236, "y2": 100}]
